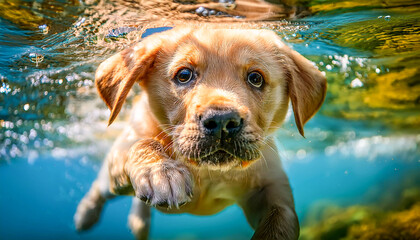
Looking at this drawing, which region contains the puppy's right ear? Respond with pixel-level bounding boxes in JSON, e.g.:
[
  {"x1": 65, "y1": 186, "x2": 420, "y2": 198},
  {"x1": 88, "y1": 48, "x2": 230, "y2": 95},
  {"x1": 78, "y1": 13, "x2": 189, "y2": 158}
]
[{"x1": 95, "y1": 40, "x2": 162, "y2": 125}]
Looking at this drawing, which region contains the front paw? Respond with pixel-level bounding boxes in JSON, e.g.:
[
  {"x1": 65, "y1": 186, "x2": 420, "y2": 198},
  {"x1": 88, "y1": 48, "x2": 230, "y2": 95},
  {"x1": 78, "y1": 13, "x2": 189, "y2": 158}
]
[{"x1": 130, "y1": 160, "x2": 193, "y2": 208}]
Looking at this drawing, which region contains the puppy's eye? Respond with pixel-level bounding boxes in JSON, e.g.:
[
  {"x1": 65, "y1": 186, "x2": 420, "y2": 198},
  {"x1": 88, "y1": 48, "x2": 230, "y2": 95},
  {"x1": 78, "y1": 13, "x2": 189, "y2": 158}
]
[
  {"x1": 175, "y1": 68, "x2": 194, "y2": 84},
  {"x1": 247, "y1": 71, "x2": 264, "y2": 88}
]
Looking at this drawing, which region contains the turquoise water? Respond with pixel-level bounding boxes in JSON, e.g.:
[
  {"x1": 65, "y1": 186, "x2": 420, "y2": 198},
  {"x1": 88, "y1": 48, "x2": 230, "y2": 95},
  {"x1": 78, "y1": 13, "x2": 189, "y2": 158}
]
[{"x1": 1, "y1": 1, "x2": 419, "y2": 239}]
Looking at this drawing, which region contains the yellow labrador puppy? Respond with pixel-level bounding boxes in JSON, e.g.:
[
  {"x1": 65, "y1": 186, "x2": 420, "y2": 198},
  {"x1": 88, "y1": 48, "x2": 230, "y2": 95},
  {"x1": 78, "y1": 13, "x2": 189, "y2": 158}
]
[{"x1": 74, "y1": 27, "x2": 326, "y2": 240}]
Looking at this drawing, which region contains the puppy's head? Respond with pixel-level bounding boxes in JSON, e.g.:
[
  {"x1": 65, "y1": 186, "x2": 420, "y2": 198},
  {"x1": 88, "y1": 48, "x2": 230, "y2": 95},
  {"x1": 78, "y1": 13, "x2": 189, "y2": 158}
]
[{"x1": 96, "y1": 27, "x2": 326, "y2": 169}]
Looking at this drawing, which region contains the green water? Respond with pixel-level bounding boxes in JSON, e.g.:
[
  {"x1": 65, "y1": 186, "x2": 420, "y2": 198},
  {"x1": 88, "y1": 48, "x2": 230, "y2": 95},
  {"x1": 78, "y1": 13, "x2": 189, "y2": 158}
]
[{"x1": 0, "y1": 0, "x2": 419, "y2": 239}]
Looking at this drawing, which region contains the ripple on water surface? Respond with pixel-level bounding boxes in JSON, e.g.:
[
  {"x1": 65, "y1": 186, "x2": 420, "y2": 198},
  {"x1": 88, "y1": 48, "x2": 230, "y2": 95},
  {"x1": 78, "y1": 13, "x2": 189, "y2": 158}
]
[{"x1": 0, "y1": 0, "x2": 419, "y2": 162}]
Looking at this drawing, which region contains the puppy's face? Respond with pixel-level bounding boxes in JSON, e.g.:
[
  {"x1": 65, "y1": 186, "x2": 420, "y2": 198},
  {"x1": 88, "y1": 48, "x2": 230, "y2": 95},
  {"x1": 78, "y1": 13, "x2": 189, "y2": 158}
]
[{"x1": 96, "y1": 28, "x2": 326, "y2": 170}]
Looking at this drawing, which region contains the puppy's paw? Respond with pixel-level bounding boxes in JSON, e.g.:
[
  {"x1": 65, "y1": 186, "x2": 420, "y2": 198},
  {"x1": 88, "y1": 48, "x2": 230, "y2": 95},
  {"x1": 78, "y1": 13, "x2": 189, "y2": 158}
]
[
  {"x1": 74, "y1": 186, "x2": 106, "y2": 231},
  {"x1": 130, "y1": 160, "x2": 193, "y2": 208}
]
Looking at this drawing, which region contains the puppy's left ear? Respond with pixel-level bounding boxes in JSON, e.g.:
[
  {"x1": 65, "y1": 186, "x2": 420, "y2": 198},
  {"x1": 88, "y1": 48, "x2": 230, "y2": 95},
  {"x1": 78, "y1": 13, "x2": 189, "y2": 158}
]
[
  {"x1": 95, "y1": 39, "x2": 162, "y2": 125},
  {"x1": 284, "y1": 46, "x2": 327, "y2": 137}
]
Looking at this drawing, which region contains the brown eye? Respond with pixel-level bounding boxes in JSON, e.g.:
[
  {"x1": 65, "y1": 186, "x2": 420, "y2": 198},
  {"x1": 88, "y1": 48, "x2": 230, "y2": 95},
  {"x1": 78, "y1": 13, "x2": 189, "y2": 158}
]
[
  {"x1": 175, "y1": 68, "x2": 194, "y2": 84},
  {"x1": 247, "y1": 71, "x2": 264, "y2": 88}
]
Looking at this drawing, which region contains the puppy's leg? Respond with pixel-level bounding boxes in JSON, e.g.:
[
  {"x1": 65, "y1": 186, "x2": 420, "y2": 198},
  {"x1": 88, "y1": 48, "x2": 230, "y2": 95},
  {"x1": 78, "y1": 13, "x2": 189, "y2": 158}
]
[
  {"x1": 240, "y1": 181, "x2": 299, "y2": 240},
  {"x1": 128, "y1": 197, "x2": 151, "y2": 240},
  {"x1": 126, "y1": 139, "x2": 193, "y2": 208},
  {"x1": 239, "y1": 140, "x2": 299, "y2": 240},
  {"x1": 74, "y1": 160, "x2": 115, "y2": 231}
]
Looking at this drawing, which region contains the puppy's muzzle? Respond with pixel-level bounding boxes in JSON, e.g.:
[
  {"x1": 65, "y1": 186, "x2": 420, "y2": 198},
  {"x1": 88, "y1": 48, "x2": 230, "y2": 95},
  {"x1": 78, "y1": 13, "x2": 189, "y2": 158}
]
[
  {"x1": 194, "y1": 108, "x2": 249, "y2": 166},
  {"x1": 201, "y1": 109, "x2": 244, "y2": 141},
  {"x1": 177, "y1": 106, "x2": 261, "y2": 168}
]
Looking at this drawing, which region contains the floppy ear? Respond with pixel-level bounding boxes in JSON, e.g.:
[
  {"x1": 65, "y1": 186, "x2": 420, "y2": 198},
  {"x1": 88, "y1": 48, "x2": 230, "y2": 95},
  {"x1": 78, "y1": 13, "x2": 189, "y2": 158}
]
[
  {"x1": 95, "y1": 39, "x2": 161, "y2": 125},
  {"x1": 285, "y1": 48, "x2": 327, "y2": 137}
]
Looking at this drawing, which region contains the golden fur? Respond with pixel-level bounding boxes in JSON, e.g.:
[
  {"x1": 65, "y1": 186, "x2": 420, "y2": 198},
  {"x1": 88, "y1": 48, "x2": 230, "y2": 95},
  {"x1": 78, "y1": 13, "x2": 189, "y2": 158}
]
[{"x1": 75, "y1": 27, "x2": 326, "y2": 240}]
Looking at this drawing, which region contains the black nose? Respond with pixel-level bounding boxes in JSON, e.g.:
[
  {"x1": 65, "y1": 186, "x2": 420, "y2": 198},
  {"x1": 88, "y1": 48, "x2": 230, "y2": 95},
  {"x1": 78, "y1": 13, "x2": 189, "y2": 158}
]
[{"x1": 201, "y1": 110, "x2": 243, "y2": 140}]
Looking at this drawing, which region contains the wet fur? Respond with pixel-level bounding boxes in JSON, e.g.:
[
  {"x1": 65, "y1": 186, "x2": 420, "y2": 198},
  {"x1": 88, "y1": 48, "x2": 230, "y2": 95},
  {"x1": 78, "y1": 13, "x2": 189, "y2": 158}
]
[{"x1": 74, "y1": 27, "x2": 326, "y2": 240}]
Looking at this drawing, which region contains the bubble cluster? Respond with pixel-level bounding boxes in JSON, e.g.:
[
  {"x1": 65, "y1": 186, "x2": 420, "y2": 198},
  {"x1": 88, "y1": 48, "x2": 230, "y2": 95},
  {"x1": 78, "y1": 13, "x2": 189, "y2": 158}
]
[
  {"x1": 378, "y1": 15, "x2": 391, "y2": 21},
  {"x1": 0, "y1": 82, "x2": 11, "y2": 94},
  {"x1": 194, "y1": 6, "x2": 237, "y2": 18},
  {"x1": 324, "y1": 135, "x2": 419, "y2": 162},
  {"x1": 106, "y1": 27, "x2": 138, "y2": 40}
]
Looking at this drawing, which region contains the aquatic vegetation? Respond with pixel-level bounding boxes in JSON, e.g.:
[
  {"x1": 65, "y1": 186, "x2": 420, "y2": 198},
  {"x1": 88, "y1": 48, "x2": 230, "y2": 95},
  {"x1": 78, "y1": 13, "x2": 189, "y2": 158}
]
[
  {"x1": 300, "y1": 187, "x2": 420, "y2": 240},
  {"x1": 309, "y1": 0, "x2": 420, "y2": 14},
  {"x1": 0, "y1": 0, "x2": 83, "y2": 29},
  {"x1": 299, "y1": 9, "x2": 420, "y2": 128},
  {"x1": 321, "y1": 65, "x2": 420, "y2": 128}
]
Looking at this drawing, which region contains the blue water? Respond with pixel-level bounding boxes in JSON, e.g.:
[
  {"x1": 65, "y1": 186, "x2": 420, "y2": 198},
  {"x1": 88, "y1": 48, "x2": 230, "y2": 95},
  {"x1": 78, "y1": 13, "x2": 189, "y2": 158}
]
[
  {"x1": 1, "y1": 114, "x2": 418, "y2": 239},
  {"x1": 1, "y1": 0, "x2": 419, "y2": 239},
  {"x1": 1, "y1": 145, "x2": 416, "y2": 240},
  {"x1": 0, "y1": 157, "x2": 253, "y2": 240}
]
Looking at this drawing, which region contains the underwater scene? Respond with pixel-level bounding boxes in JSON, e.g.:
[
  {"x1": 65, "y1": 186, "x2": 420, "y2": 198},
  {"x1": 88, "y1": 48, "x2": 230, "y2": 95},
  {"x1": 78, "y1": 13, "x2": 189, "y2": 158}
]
[{"x1": 0, "y1": 0, "x2": 419, "y2": 239}]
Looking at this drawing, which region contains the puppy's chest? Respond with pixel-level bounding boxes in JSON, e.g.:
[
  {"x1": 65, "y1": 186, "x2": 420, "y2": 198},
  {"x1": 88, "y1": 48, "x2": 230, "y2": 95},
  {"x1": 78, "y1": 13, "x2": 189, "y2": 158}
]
[
  {"x1": 186, "y1": 170, "x2": 259, "y2": 215},
  {"x1": 198, "y1": 176, "x2": 242, "y2": 198}
]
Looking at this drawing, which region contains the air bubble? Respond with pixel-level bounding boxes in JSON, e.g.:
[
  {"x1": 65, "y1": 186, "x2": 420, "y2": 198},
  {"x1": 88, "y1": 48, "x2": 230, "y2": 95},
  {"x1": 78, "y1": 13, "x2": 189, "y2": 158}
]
[
  {"x1": 74, "y1": 17, "x2": 86, "y2": 27},
  {"x1": 350, "y1": 78, "x2": 363, "y2": 88},
  {"x1": 196, "y1": 6, "x2": 205, "y2": 14},
  {"x1": 38, "y1": 24, "x2": 49, "y2": 34}
]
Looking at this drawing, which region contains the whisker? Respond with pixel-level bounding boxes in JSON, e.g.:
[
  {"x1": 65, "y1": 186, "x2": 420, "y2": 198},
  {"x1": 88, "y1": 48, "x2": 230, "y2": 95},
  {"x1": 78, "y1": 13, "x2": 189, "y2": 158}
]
[
  {"x1": 258, "y1": 147, "x2": 269, "y2": 169},
  {"x1": 260, "y1": 139, "x2": 278, "y2": 157}
]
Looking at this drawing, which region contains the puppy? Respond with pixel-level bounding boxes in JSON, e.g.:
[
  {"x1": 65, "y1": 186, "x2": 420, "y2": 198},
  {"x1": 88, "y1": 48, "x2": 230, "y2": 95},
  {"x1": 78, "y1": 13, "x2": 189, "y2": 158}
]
[{"x1": 74, "y1": 27, "x2": 326, "y2": 240}]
